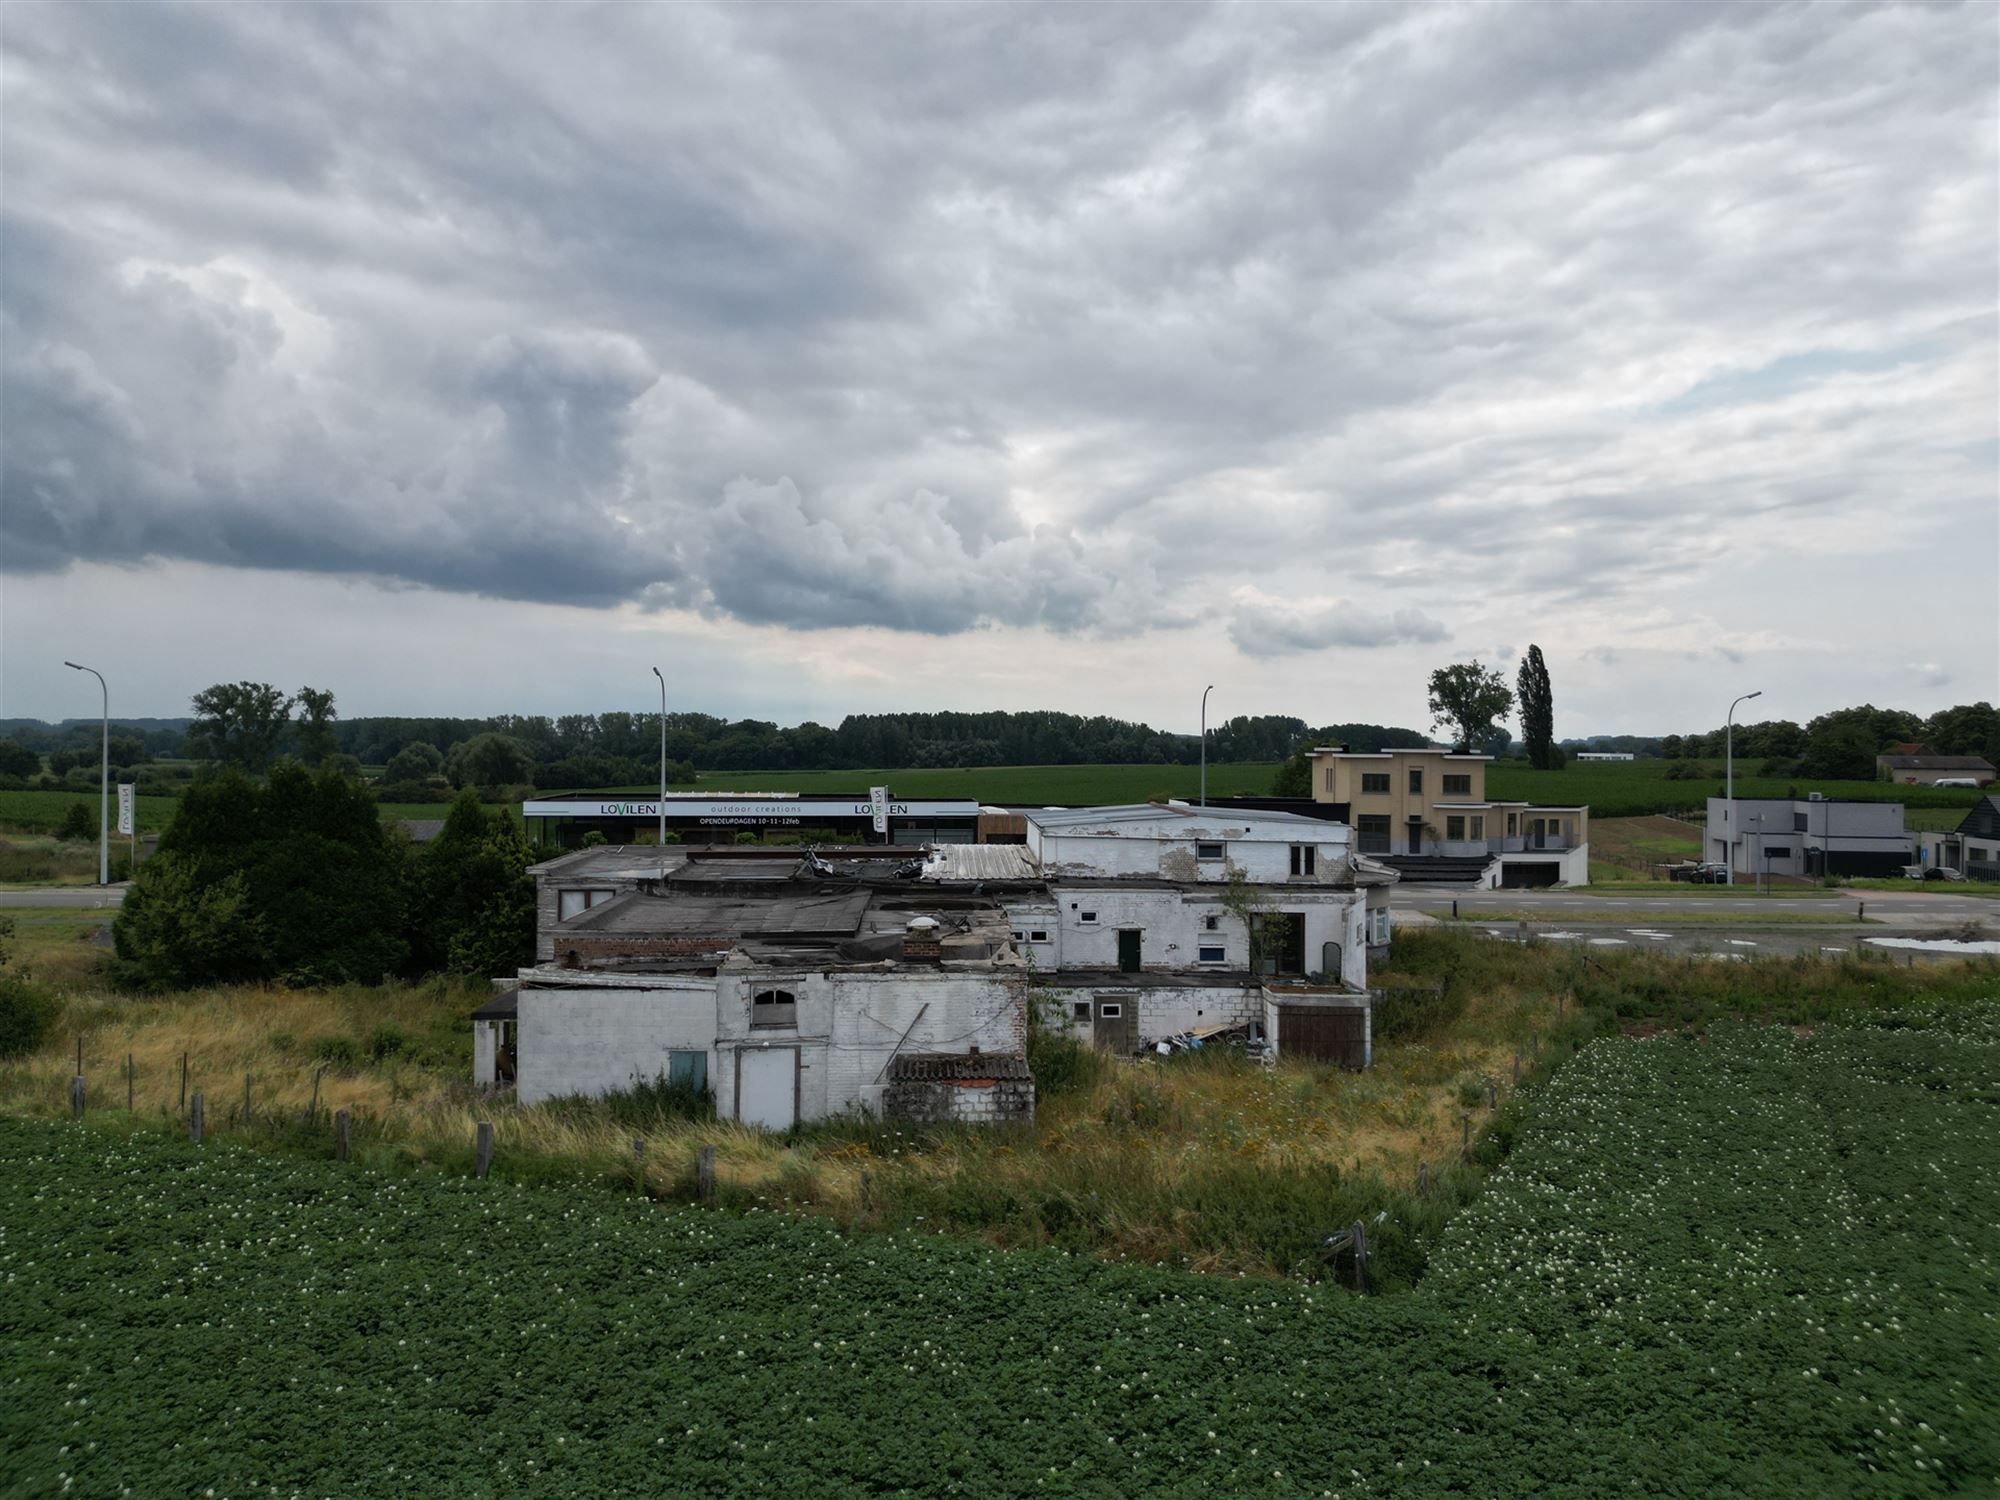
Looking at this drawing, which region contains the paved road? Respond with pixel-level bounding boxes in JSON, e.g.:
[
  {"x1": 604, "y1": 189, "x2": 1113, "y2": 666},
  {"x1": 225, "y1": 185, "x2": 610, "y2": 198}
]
[
  {"x1": 1390, "y1": 885, "x2": 1995, "y2": 929},
  {"x1": 0, "y1": 885, "x2": 129, "y2": 910}
]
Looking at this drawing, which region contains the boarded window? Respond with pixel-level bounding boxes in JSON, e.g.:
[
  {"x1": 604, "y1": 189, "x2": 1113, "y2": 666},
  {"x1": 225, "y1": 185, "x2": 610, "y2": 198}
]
[
  {"x1": 1072, "y1": 1001, "x2": 1091, "y2": 1021},
  {"x1": 668, "y1": 1051, "x2": 708, "y2": 1092},
  {"x1": 751, "y1": 989, "x2": 797, "y2": 1028}
]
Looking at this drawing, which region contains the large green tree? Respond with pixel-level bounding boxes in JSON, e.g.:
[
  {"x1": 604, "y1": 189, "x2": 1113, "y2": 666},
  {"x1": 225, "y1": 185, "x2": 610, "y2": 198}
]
[
  {"x1": 445, "y1": 733, "x2": 534, "y2": 790},
  {"x1": 406, "y1": 791, "x2": 536, "y2": 977},
  {"x1": 293, "y1": 686, "x2": 339, "y2": 766},
  {"x1": 1427, "y1": 661, "x2": 1515, "y2": 754},
  {"x1": 188, "y1": 682, "x2": 293, "y2": 771},
  {"x1": 114, "y1": 765, "x2": 408, "y2": 990},
  {"x1": 1516, "y1": 645, "x2": 1559, "y2": 770},
  {"x1": 383, "y1": 741, "x2": 445, "y2": 784}
]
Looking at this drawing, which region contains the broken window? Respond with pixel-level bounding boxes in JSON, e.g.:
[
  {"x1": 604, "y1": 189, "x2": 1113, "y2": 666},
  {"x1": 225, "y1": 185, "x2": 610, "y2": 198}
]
[
  {"x1": 1204, "y1": 914, "x2": 1220, "y2": 931},
  {"x1": 1072, "y1": 1001, "x2": 1091, "y2": 1021},
  {"x1": 751, "y1": 989, "x2": 797, "y2": 1028}
]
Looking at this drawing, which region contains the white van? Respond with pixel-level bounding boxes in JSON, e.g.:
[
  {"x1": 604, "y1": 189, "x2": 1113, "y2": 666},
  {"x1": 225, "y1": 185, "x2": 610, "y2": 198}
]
[{"x1": 1932, "y1": 777, "x2": 1981, "y2": 788}]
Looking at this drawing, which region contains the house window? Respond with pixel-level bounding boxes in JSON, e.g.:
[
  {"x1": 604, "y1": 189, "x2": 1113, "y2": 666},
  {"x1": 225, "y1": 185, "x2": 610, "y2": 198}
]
[
  {"x1": 1471, "y1": 816, "x2": 1484, "y2": 840},
  {"x1": 1290, "y1": 845, "x2": 1315, "y2": 877},
  {"x1": 1196, "y1": 842, "x2": 1225, "y2": 860},
  {"x1": 557, "y1": 889, "x2": 614, "y2": 922},
  {"x1": 1443, "y1": 774, "x2": 1472, "y2": 795},
  {"x1": 1765, "y1": 846, "x2": 1793, "y2": 861},
  {"x1": 1204, "y1": 914, "x2": 1220, "y2": 931},
  {"x1": 1446, "y1": 816, "x2": 1465, "y2": 840},
  {"x1": 667, "y1": 1051, "x2": 708, "y2": 1092},
  {"x1": 1361, "y1": 772, "x2": 1390, "y2": 795},
  {"x1": 1372, "y1": 908, "x2": 1391, "y2": 944},
  {"x1": 1079, "y1": 911, "x2": 1099, "y2": 925},
  {"x1": 750, "y1": 989, "x2": 797, "y2": 1028},
  {"x1": 1793, "y1": 812, "x2": 1809, "y2": 832},
  {"x1": 1324, "y1": 768, "x2": 1336, "y2": 793},
  {"x1": 1198, "y1": 945, "x2": 1227, "y2": 963},
  {"x1": 1507, "y1": 813, "x2": 1518, "y2": 836},
  {"x1": 1011, "y1": 930, "x2": 1024, "y2": 942},
  {"x1": 1030, "y1": 930, "x2": 1049, "y2": 943},
  {"x1": 1409, "y1": 768, "x2": 1424, "y2": 795},
  {"x1": 1356, "y1": 815, "x2": 1391, "y2": 854},
  {"x1": 1098, "y1": 1003, "x2": 1122, "y2": 1019},
  {"x1": 1072, "y1": 1001, "x2": 1091, "y2": 1021}
]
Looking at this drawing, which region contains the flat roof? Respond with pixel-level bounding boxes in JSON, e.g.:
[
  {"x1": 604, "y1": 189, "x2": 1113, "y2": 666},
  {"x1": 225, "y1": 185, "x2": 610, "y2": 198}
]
[
  {"x1": 528, "y1": 846, "x2": 689, "y2": 880},
  {"x1": 1024, "y1": 802, "x2": 1345, "y2": 833}
]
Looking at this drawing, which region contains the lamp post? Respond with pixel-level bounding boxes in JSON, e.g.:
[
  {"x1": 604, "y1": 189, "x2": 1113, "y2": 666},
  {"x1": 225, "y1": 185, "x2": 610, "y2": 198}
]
[
  {"x1": 1724, "y1": 689, "x2": 1762, "y2": 886},
  {"x1": 63, "y1": 661, "x2": 109, "y2": 886},
  {"x1": 650, "y1": 666, "x2": 667, "y2": 849},
  {"x1": 1199, "y1": 685, "x2": 1215, "y2": 807}
]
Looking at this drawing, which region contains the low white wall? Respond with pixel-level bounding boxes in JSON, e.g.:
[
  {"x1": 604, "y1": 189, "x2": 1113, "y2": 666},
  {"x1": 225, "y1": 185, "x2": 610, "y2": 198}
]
[{"x1": 517, "y1": 979, "x2": 717, "y2": 1106}]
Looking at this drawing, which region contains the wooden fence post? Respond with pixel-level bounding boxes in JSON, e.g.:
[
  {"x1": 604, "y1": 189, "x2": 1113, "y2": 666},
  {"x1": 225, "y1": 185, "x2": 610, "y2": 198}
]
[
  {"x1": 696, "y1": 1145, "x2": 716, "y2": 1202},
  {"x1": 475, "y1": 1121, "x2": 494, "y2": 1179},
  {"x1": 69, "y1": 1075, "x2": 85, "y2": 1120},
  {"x1": 307, "y1": 1068, "x2": 322, "y2": 1126},
  {"x1": 76, "y1": 1036, "x2": 83, "y2": 1077},
  {"x1": 1350, "y1": 1220, "x2": 1369, "y2": 1294},
  {"x1": 335, "y1": 1110, "x2": 350, "y2": 1163},
  {"x1": 189, "y1": 1092, "x2": 204, "y2": 1145}
]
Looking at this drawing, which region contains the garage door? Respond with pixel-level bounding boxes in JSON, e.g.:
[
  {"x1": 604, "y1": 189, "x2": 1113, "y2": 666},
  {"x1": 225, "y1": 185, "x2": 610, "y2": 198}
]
[
  {"x1": 738, "y1": 1048, "x2": 797, "y2": 1130},
  {"x1": 1277, "y1": 1007, "x2": 1368, "y2": 1069}
]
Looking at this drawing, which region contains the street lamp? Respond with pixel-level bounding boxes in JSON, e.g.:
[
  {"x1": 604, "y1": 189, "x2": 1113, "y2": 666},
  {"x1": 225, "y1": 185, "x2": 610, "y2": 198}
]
[
  {"x1": 1724, "y1": 689, "x2": 1762, "y2": 886},
  {"x1": 1199, "y1": 685, "x2": 1215, "y2": 808},
  {"x1": 63, "y1": 661, "x2": 109, "y2": 886},
  {"x1": 650, "y1": 666, "x2": 667, "y2": 849}
]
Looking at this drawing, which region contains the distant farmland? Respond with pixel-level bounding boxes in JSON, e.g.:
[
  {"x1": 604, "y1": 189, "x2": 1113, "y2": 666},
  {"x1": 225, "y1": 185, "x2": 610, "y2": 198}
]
[
  {"x1": 569, "y1": 762, "x2": 1286, "y2": 805},
  {"x1": 1486, "y1": 758, "x2": 1984, "y2": 821}
]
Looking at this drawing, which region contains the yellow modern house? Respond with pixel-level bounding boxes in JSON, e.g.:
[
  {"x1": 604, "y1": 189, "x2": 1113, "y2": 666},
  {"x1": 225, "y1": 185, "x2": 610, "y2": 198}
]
[{"x1": 1308, "y1": 747, "x2": 1590, "y2": 886}]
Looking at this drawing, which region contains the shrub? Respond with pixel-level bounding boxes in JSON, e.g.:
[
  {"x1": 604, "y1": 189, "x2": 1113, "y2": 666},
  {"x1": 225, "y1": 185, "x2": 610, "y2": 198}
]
[
  {"x1": 0, "y1": 973, "x2": 62, "y2": 1058},
  {"x1": 58, "y1": 802, "x2": 95, "y2": 841},
  {"x1": 1025, "y1": 1016, "x2": 1106, "y2": 1096},
  {"x1": 312, "y1": 1035, "x2": 360, "y2": 1069},
  {"x1": 367, "y1": 1024, "x2": 411, "y2": 1061}
]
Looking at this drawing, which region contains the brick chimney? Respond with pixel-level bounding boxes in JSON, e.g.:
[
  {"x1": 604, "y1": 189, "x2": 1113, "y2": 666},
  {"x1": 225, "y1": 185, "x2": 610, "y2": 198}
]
[{"x1": 902, "y1": 916, "x2": 943, "y2": 963}]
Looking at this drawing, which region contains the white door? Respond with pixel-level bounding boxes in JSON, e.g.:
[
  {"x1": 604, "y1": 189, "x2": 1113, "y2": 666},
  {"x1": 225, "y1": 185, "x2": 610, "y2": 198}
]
[{"x1": 738, "y1": 1048, "x2": 797, "y2": 1130}]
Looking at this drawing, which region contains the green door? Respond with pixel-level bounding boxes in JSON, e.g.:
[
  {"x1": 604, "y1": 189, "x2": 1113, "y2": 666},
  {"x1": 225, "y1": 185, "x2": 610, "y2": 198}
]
[{"x1": 1117, "y1": 929, "x2": 1142, "y2": 973}]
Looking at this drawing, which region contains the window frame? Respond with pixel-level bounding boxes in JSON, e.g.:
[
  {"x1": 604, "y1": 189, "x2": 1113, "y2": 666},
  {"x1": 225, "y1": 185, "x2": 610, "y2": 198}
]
[
  {"x1": 1195, "y1": 841, "x2": 1226, "y2": 860},
  {"x1": 1408, "y1": 768, "x2": 1424, "y2": 795},
  {"x1": 1445, "y1": 816, "x2": 1466, "y2": 840},
  {"x1": 1197, "y1": 944, "x2": 1227, "y2": 964},
  {"x1": 750, "y1": 988, "x2": 798, "y2": 1029},
  {"x1": 1360, "y1": 772, "x2": 1391, "y2": 795},
  {"x1": 1442, "y1": 774, "x2": 1472, "y2": 796},
  {"x1": 1289, "y1": 844, "x2": 1316, "y2": 877}
]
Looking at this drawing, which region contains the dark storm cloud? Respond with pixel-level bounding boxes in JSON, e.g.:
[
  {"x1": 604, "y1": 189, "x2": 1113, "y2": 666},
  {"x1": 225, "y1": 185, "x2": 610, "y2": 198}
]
[{"x1": 1, "y1": 0, "x2": 1994, "y2": 642}]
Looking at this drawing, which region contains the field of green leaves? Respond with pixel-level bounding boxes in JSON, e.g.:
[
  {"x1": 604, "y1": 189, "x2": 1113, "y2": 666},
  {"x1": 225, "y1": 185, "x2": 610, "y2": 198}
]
[{"x1": 5, "y1": 999, "x2": 1993, "y2": 1496}]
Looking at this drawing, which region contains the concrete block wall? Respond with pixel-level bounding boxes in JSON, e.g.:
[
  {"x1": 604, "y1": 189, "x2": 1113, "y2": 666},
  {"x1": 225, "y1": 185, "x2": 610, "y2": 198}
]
[
  {"x1": 884, "y1": 1077, "x2": 1034, "y2": 1126},
  {"x1": 1043, "y1": 981, "x2": 1262, "y2": 1042},
  {"x1": 517, "y1": 979, "x2": 717, "y2": 1105}
]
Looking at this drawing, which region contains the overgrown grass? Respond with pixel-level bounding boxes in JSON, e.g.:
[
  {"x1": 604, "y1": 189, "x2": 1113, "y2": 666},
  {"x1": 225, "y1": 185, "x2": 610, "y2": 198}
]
[
  {"x1": 0, "y1": 835, "x2": 135, "y2": 885},
  {"x1": 6, "y1": 925, "x2": 1991, "y2": 1283}
]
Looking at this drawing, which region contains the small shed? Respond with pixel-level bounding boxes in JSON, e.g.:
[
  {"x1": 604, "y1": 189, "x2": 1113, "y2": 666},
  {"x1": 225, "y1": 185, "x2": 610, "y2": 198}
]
[
  {"x1": 1262, "y1": 987, "x2": 1372, "y2": 1069},
  {"x1": 882, "y1": 1052, "x2": 1035, "y2": 1125},
  {"x1": 471, "y1": 986, "x2": 519, "y2": 1089}
]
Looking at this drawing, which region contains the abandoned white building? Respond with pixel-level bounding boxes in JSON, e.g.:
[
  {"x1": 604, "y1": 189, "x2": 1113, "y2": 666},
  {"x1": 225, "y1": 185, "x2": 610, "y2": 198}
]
[{"x1": 478, "y1": 807, "x2": 1397, "y2": 1126}]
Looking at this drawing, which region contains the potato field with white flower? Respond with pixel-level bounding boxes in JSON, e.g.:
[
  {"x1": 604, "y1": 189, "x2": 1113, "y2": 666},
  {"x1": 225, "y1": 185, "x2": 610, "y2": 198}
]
[{"x1": 4, "y1": 1002, "x2": 1994, "y2": 1497}]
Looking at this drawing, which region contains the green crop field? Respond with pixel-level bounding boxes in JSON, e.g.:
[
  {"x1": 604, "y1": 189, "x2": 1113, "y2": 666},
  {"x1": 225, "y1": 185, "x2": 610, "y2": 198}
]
[
  {"x1": 5, "y1": 1001, "x2": 1993, "y2": 1495},
  {"x1": 0, "y1": 788, "x2": 179, "y2": 835}
]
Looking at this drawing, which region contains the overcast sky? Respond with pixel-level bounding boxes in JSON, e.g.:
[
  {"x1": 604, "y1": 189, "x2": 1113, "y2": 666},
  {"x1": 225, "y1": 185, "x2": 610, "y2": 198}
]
[{"x1": 3, "y1": 1, "x2": 1995, "y2": 737}]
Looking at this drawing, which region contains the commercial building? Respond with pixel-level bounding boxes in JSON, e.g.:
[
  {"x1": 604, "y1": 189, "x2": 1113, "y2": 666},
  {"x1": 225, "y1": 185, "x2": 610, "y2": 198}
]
[
  {"x1": 481, "y1": 802, "x2": 1398, "y2": 1118},
  {"x1": 1307, "y1": 747, "x2": 1589, "y2": 886},
  {"x1": 521, "y1": 791, "x2": 986, "y2": 849},
  {"x1": 1704, "y1": 795, "x2": 1916, "y2": 878}
]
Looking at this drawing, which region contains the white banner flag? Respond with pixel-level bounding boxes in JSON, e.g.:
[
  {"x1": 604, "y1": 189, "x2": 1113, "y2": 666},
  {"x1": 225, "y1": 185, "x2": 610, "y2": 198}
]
[
  {"x1": 869, "y1": 785, "x2": 890, "y2": 835},
  {"x1": 117, "y1": 783, "x2": 135, "y2": 837}
]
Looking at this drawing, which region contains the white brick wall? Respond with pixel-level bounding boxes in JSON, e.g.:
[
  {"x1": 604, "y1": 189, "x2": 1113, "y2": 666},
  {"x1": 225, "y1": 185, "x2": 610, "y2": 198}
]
[{"x1": 517, "y1": 977, "x2": 717, "y2": 1105}]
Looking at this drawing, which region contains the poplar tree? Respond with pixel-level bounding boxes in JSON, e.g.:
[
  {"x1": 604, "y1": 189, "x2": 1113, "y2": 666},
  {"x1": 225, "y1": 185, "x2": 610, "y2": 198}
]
[{"x1": 1518, "y1": 645, "x2": 1558, "y2": 769}]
